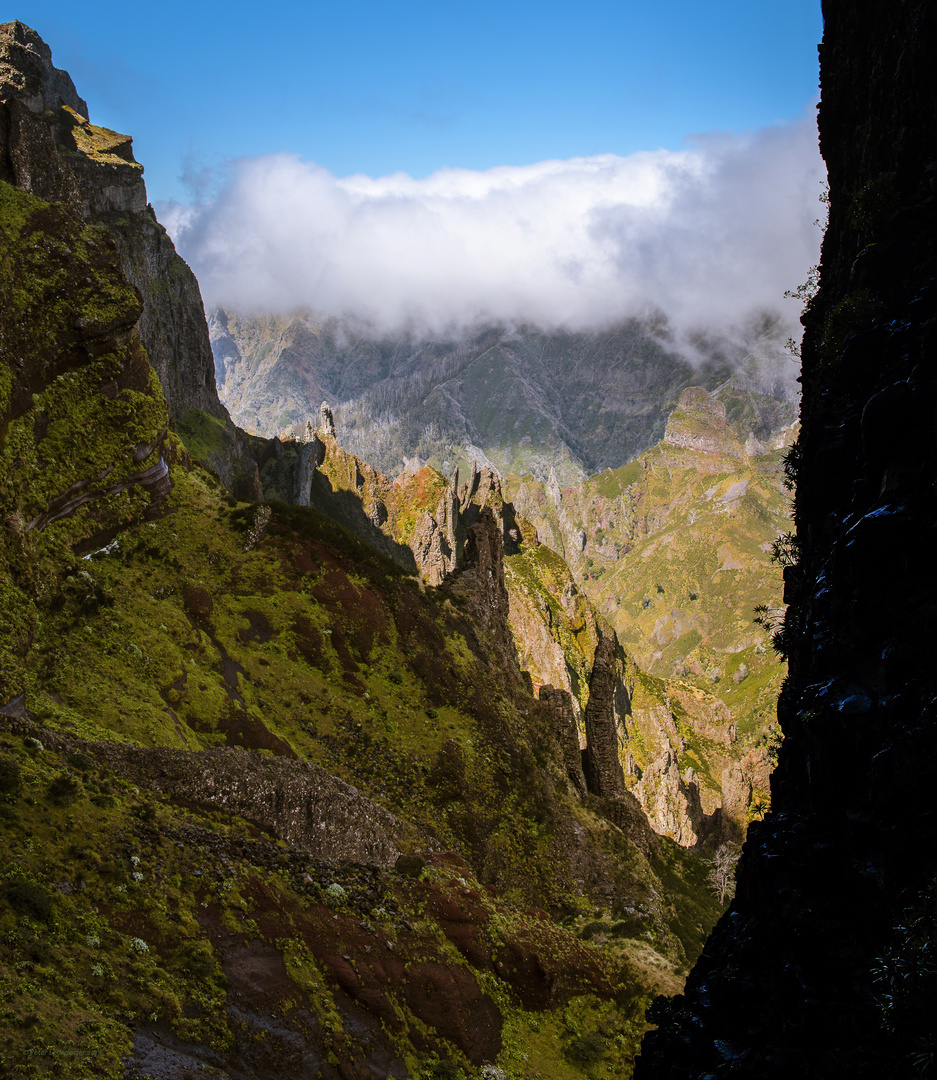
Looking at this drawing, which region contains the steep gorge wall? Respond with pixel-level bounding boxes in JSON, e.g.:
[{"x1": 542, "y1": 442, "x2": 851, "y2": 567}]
[
  {"x1": 0, "y1": 21, "x2": 269, "y2": 498},
  {"x1": 638, "y1": 1, "x2": 937, "y2": 1074},
  {"x1": 0, "y1": 21, "x2": 222, "y2": 423}
]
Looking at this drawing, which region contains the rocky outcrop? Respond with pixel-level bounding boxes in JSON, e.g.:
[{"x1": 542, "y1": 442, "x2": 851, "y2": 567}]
[
  {"x1": 539, "y1": 684, "x2": 587, "y2": 796},
  {"x1": 581, "y1": 629, "x2": 627, "y2": 799},
  {"x1": 0, "y1": 24, "x2": 85, "y2": 212},
  {"x1": 410, "y1": 508, "x2": 455, "y2": 585},
  {"x1": 319, "y1": 400, "x2": 335, "y2": 437},
  {"x1": 288, "y1": 417, "x2": 324, "y2": 506},
  {"x1": 633, "y1": 751, "x2": 703, "y2": 847},
  {"x1": 301, "y1": 413, "x2": 420, "y2": 569},
  {"x1": 639, "y1": 1, "x2": 937, "y2": 1074},
  {"x1": 0, "y1": 21, "x2": 86, "y2": 116},
  {"x1": 0, "y1": 715, "x2": 415, "y2": 866},
  {"x1": 0, "y1": 21, "x2": 224, "y2": 425},
  {"x1": 445, "y1": 507, "x2": 512, "y2": 641},
  {"x1": 57, "y1": 105, "x2": 146, "y2": 218},
  {"x1": 115, "y1": 745, "x2": 416, "y2": 868},
  {"x1": 663, "y1": 386, "x2": 747, "y2": 458},
  {"x1": 106, "y1": 210, "x2": 226, "y2": 422},
  {"x1": 409, "y1": 468, "x2": 460, "y2": 585}
]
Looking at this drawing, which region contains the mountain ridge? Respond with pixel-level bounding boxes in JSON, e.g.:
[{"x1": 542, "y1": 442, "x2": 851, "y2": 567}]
[
  {"x1": 0, "y1": 23, "x2": 738, "y2": 1077},
  {"x1": 210, "y1": 306, "x2": 800, "y2": 484}
]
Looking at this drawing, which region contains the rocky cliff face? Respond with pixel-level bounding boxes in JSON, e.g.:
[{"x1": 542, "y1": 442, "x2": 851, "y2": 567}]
[
  {"x1": 0, "y1": 149, "x2": 171, "y2": 705},
  {"x1": 0, "y1": 21, "x2": 223, "y2": 424},
  {"x1": 638, "y1": 1, "x2": 937, "y2": 1074},
  {"x1": 0, "y1": 20, "x2": 266, "y2": 501}
]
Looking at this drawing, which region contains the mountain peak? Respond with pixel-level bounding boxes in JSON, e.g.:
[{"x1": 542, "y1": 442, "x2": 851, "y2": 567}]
[
  {"x1": 0, "y1": 21, "x2": 88, "y2": 118},
  {"x1": 663, "y1": 385, "x2": 746, "y2": 458}
]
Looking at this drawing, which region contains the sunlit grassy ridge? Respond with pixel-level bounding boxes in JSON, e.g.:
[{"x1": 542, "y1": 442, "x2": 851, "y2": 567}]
[
  {"x1": 507, "y1": 436, "x2": 790, "y2": 733},
  {"x1": 1, "y1": 460, "x2": 723, "y2": 1077}
]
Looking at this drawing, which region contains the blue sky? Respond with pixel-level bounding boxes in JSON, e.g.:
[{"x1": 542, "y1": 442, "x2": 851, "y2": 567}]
[
  {"x1": 11, "y1": 0, "x2": 822, "y2": 205},
  {"x1": 7, "y1": 2, "x2": 825, "y2": 335}
]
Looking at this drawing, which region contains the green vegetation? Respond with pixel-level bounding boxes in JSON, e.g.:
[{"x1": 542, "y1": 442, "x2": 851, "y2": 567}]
[
  {"x1": 175, "y1": 407, "x2": 230, "y2": 462},
  {"x1": 0, "y1": 415, "x2": 715, "y2": 1080},
  {"x1": 0, "y1": 131, "x2": 781, "y2": 1077}
]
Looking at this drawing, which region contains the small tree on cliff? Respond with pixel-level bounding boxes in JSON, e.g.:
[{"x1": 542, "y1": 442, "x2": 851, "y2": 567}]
[{"x1": 708, "y1": 843, "x2": 740, "y2": 906}]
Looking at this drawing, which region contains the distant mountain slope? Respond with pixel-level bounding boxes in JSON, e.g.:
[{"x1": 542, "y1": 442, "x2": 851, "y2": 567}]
[
  {"x1": 211, "y1": 308, "x2": 799, "y2": 483},
  {"x1": 506, "y1": 386, "x2": 792, "y2": 739},
  {"x1": 267, "y1": 402, "x2": 787, "y2": 851}
]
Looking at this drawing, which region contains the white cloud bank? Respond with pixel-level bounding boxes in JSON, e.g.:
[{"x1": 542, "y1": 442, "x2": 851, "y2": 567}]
[{"x1": 162, "y1": 116, "x2": 824, "y2": 338}]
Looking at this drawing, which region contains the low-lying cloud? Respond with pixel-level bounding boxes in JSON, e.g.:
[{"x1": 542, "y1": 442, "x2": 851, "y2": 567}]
[{"x1": 161, "y1": 116, "x2": 824, "y2": 339}]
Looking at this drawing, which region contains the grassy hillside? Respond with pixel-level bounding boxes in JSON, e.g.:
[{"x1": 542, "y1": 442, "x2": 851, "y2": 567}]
[
  {"x1": 503, "y1": 395, "x2": 791, "y2": 830},
  {"x1": 0, "y1": 464, "x2": 723, "y2": 1078},
  {"x1": 0, "y1": 175, "x2": 726, "y2": 1075}
]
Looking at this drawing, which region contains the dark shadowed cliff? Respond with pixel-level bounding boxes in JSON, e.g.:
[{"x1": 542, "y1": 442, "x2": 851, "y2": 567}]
[{"x1": 637, "y1": 1, "x2": 937, "y2": 1075}]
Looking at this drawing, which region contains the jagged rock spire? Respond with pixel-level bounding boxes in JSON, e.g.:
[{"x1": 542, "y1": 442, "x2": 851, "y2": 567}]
[
  {"x1": 319, "y1": 401, "x2": 335, "y2": 437},
  {"x1": 582, "y1": 629, "x2": 626, "y2": 799},
  {"x1": 539, "y1": 685, "x2": 587, "y2": 798},
  {"x1": 0, "y1": 21, "x2": 88, "y2": 117}
]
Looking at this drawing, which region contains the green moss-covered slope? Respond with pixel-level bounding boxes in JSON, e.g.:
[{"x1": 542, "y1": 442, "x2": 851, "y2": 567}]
[
  {"x1": 0, "y1": 174, "x2": 723, "y2": 1076},
  {"x1": 0, "y1": 180, "x2": 170, "y2": 706}
]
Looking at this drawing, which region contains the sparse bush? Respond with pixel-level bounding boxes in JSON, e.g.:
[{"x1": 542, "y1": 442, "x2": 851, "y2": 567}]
[
  {"x1": 781, "y1": 442, "x2": 802, "y2": 491},
  {"x1": 325, "y1": 882, "x2": 347, "y2": 905},
  {"x1": 182, "y1": 585, "x2": 213, "y2": 619},
  {"x1": 0, "y1": 757, "x2": 21, "y2": 796},
  {"x1": 611, "y1": 916, "x2": 645, "y2": 937},
  {"x1": 580, "y1": 920, "x2": 608, "y2": 940},
  {"x1": 22, "y1": 929, "x2": 51, "y2": 964},
  {"x1": 2, "y1": 878, "x2": 53, "y2": 923},
  {"x1": 395, "y1": 854, "x2": 426, "y2": 879},
  {"x1": 873, "y1": 874, "x2": 937, "y2": 1075},
  {"x1": 243, "y1": 504, "x2": 272, "y2": 551},
  {"x1": 567, "y1": 1031, "x2": 606, "y2": 1064},
  {"x1": 387, "y1": 669, "x2": 403, "y2": 685},
  {"x1": 421, "y1": 1058, "x2": 462, "y2": 1080},
  {"x1": 65, "y1": 751, "x2": 94, "y2": 773},
  {"x1": 178, "y1": 944, "x2": 214, "y2": 979},
  {"x1": 47, "y1": 773, "x2": 82, "y2": 806},
  {"x1": 770, "y1": 531, "x2": 800, "y2": 567},
  {"x1": 708, "y1": 843, "x2": 740, "y2": 905}
]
